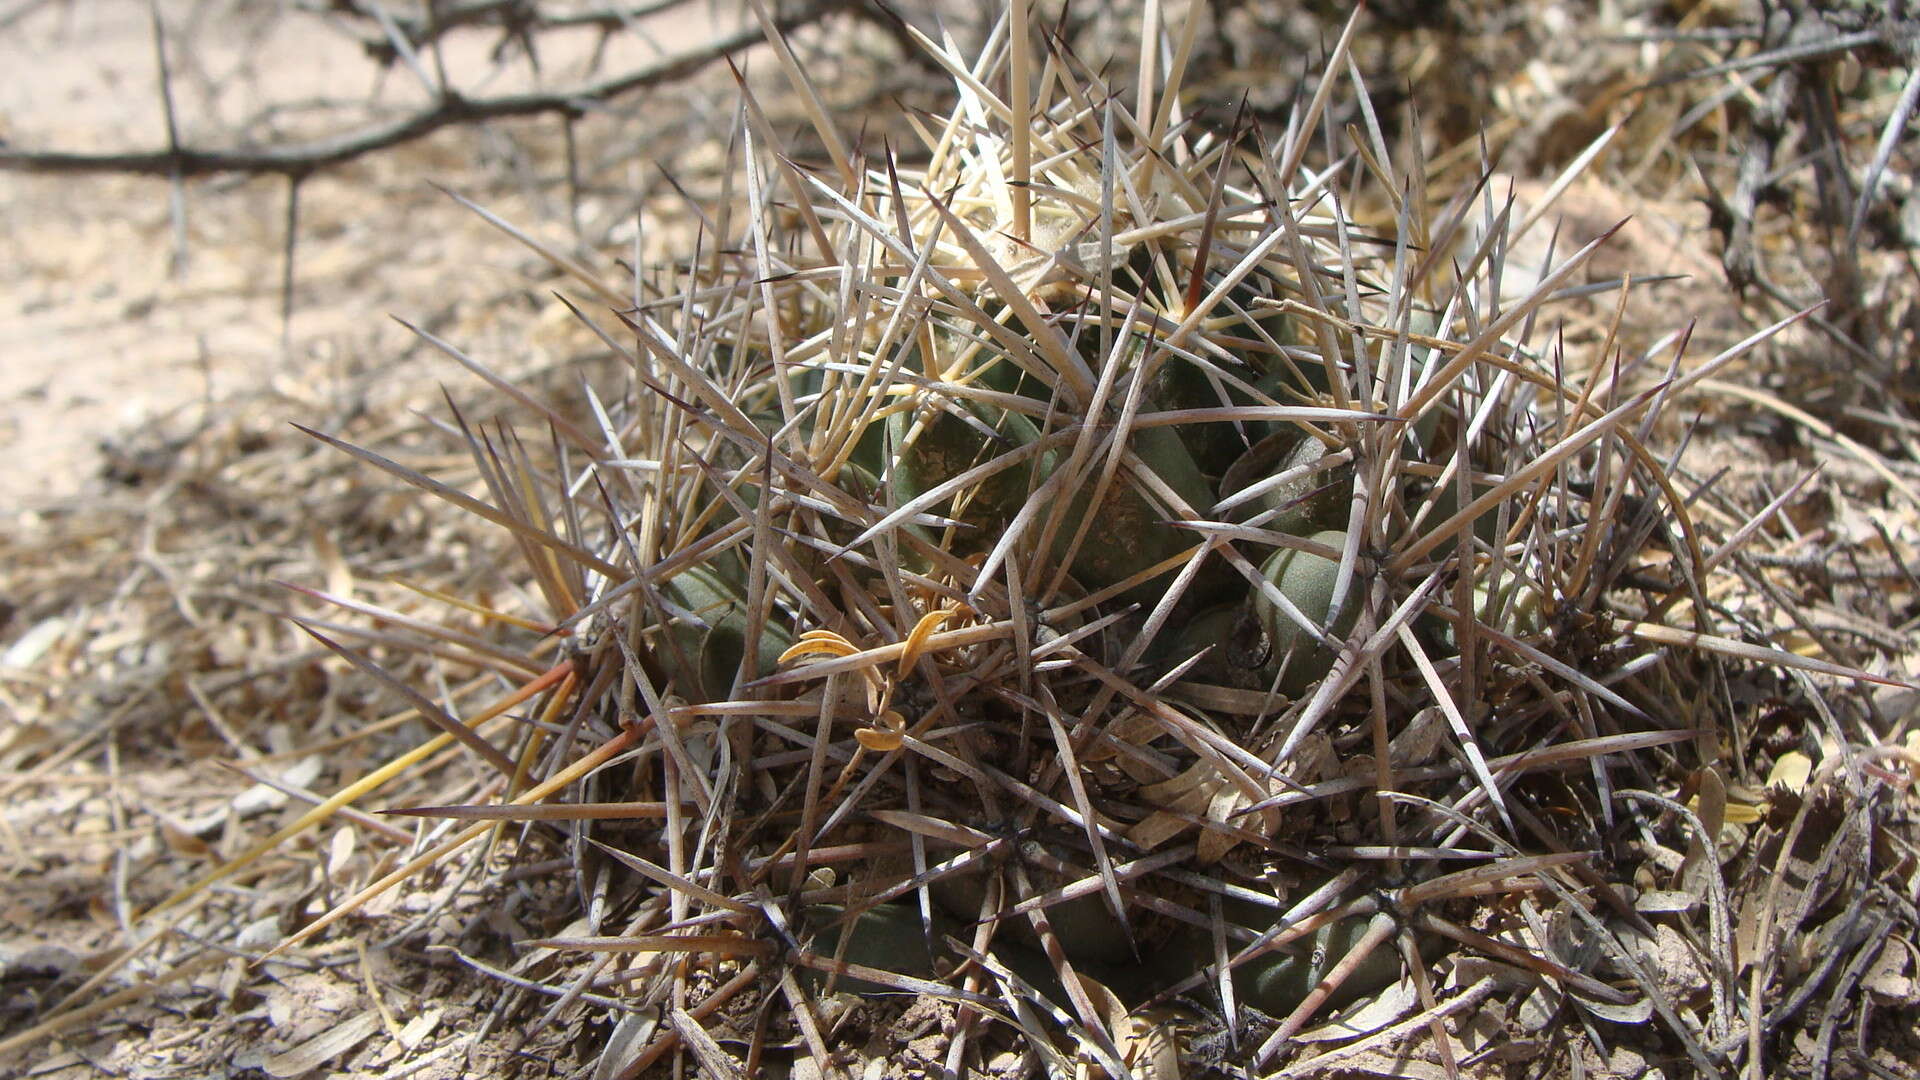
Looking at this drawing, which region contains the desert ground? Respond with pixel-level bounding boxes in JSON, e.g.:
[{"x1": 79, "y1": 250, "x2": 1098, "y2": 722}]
[{"x1": 4, "y1": 2, "x2": 1920, "y2": 1078}]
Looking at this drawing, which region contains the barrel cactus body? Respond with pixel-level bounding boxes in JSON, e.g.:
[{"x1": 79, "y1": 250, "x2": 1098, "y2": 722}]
[
  {"x1": 624, "y1": 26, "x2": 1536, "y2": 1023},
  {"x1": 297, "y1": 6, "x2": 1786, "y2": 1070}
]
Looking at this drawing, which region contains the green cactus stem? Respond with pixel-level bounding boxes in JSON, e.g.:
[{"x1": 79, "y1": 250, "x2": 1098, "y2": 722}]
[{"x1": 1252, "y1": 530, "x2": 1361, "y2": 696}]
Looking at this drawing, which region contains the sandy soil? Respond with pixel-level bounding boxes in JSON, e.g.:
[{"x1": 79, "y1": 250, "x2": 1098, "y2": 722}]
[{"x1": 0, "y1": 0, "x2": 749, "y2": 509}]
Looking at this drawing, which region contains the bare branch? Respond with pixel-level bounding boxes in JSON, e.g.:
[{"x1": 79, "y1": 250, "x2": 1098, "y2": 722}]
[
  {"x1": 0, "y1": 0, "x2": 838, "y2": 179},
  {"x1": 299, "y1": 0, "x2": 699, "y2": 66}
]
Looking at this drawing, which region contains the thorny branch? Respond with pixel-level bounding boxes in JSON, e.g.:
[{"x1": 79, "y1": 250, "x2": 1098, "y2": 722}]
[
  {"x1": 1687, "y1": 2, "x2": 1917, "y2": 304},
  {"x1": 0, "y1": 0, "x2": 844, "y2": 179},
  {"x1": 296, "y1": 0, "x2": 699, "y2": 67}
]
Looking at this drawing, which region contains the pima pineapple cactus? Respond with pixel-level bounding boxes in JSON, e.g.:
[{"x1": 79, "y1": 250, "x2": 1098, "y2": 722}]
[
  {"x1": 268, "y1": 5, "x2": 1888, "y2": 1074},
  {"x1": 616, "y1": 7, "x2": 1644, "y2": 1045}
]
